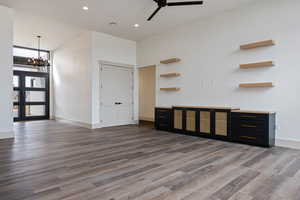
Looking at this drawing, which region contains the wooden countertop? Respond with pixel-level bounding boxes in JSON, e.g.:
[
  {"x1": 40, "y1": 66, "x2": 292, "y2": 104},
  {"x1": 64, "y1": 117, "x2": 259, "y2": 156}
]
[
  {"x1": 232, "y1": 110, "x2": 276, "y2": 114},
  {"x1": 156, "y1": 106, "x2": 275, "y2": 114},
  {"x1": 156, "y1": 107, "x2": 172, "y2": 109},
  {"x1": 172, "y1": 105, "x2": 240, "y2": 110}
]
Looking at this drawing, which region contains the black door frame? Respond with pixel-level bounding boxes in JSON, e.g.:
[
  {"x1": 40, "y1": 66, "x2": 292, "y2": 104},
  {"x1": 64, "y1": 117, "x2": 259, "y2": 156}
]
[{"x1": 13, "y1": 70, "x2": 50, "y2": 121}]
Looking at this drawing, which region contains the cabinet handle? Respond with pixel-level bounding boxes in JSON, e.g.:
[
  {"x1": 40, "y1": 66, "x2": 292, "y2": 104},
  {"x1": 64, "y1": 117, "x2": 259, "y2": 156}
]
[
  {"x1": 241, "y1": 115, "x2": 256, "y2": 118},
  {"x1": 241, "y1": 125, "x2": 257, "y2": 128},
  {"x1": 241, "y1": 136, "x2": 257, "y2": 140}
]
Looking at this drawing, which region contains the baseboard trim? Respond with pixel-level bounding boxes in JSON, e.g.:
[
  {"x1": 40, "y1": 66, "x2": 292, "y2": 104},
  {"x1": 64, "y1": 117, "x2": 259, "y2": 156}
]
[
  {"x1": 276, "y1": 139, "x2": 300, "y2": 150},
  {"x1": 93, "y1": 120, "x2": 139, "y2": 129},
  {"x1": 54, "y1": 117, "x2": 93, "y2": 129},
  {"x1": 0, "y1": 131, "x2": 14, "y2": 139},
  {"x1": 92, "y1": 123, "x2": 102, "y2": 129},
  {"x1": 55, "y1": 117, "x2": 138, "y2": 130}
]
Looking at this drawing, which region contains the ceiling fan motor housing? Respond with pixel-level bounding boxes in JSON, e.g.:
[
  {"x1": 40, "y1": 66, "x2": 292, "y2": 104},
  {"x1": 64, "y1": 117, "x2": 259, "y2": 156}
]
[{"x1": 155, "y1": 0, "x2": 167, "y2": 7}]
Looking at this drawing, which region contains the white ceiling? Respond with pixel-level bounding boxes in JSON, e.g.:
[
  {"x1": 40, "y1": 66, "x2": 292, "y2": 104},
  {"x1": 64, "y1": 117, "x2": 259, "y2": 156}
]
[
  {"x1": 0, "y1": 0, "x2": 258, "y2": 50},
  {"x1": 12, "y1": 12, "x2": 85, "y2": 51}
]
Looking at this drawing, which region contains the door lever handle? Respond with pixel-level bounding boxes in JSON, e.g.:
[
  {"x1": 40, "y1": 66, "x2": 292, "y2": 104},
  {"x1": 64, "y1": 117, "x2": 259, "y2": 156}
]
[{"x1": 115, "y1": 102, "x2": 122, "y2": 105}]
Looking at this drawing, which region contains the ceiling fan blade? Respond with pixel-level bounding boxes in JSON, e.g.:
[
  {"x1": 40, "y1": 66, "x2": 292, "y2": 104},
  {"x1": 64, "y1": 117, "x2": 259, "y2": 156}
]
[
  {"x1": 147, "y1": 6, "x2": 162, "y2": 21},
  {"x1": 167, "y1": 1, "x2": 203, "y2": 6}
]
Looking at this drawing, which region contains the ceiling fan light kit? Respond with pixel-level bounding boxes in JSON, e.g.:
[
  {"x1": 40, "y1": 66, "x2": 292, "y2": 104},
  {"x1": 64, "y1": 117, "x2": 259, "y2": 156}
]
[{"x1": 147, "y1": 0, "x2": 204, "y2": 21}]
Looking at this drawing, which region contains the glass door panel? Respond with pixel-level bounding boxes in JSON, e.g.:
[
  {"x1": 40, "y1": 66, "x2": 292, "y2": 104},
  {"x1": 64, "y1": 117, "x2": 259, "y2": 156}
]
[
  {"x1": 25, "y1": 76, "x2": 46, "y2": 88},
  {"x1": 24, "y1": 73, "x2": 48, "y2": 120},
  {"x1": 200, "y1": 111, "x2": 211, "y2": 134},
  {"x1": 25, "y1": 105, "x2": 46, "y2": 117},
  {"x1": 13, "y1": 91, "x2": 20, "y2": 103},
  {"x1": 174, "y1": 110, "x2": 183, "y2": 130},
  {"x1": 215, "y1": 112, "x2": 228, "y2": 136},
  {"x1": 13, "y1": 105, "x2": 19, "y2": 118},
  {"x1": 13, "y1": 75, "x2": 21, "y2": 121},
  {"x1": 186, "y1": 110, "x2": 196, "y2": 132},
  {"x1": 25, "y1": 91, "x2": 45, "y2": 102},
  {"x1": 13, "y1": 75, "x2": 19, "y2": 87}
]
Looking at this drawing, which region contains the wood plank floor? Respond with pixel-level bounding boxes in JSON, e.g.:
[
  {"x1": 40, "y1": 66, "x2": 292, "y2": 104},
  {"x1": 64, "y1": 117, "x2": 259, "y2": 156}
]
[{"x1": 0, "y1": 120, "x2": 300, "y2": 200}]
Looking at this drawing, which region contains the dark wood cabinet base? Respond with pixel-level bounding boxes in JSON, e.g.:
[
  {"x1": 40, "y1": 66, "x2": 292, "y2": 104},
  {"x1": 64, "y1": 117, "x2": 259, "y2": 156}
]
[
  {"x1": 155, "y1": 107, "x2": 172, "y2": 131},
  {"x1": 231, "y1": 111, "x2": 276, "y2": 147},
  {"x1": 155, "y1": 107, "x2": 276, "y2": 148}
]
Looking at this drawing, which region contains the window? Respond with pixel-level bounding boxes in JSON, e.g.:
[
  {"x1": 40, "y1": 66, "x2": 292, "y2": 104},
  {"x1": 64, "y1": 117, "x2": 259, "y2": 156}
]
[
  {"x1": 13, "y1": 46, "x2": 50, "y2": 73},
  {"x1": 13, "y1": 47, "x2": 49, "y2": 60}
]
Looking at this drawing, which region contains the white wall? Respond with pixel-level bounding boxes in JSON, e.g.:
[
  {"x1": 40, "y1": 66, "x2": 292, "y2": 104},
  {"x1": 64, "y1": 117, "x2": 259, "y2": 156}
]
[
  {"x1": 53, "y1": 31, "x2": 137, "y2": 127},
  {"x1": 139, "y1": 66, "x2": 156, "y2": 121},
  {"x1": 53, "y1": 32, "x2": 93, "y2": 125},
  {"x1": 91, "y1": 32, "x2": 137, "y2": 126},
  {"x1": 137, "y1": 0, "x2": 300, "y2": 142},
  {"x1": 0, "y1": 6, "x2": 14, "y2": 139}
]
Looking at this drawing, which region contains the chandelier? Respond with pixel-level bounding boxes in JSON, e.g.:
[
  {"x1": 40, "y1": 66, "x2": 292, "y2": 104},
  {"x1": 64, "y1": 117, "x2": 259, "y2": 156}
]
[{"x1": 27, "y1": 36, "x2": 50, "y2": 67}]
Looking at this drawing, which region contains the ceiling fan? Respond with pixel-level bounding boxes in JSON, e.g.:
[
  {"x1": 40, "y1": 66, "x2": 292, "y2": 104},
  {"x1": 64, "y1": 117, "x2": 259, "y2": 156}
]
[{"x1": 147, "y1": 0, "x2": 204, "y2": 21}]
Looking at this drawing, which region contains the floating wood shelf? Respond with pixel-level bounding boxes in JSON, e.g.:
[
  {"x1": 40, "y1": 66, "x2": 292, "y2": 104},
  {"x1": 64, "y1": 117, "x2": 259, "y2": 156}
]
[
  {"x1": 239, "y1": 82, "x2": 274, "y2": 88},
  {"x1": 160, "y1": 87, "x2": 181, "y2": 91},
  {"x1": 240, "y1": 61, "x2": 274, "y2": 69},
  {"x1": 140, "y1": 64, "x2": 156, "y2": 69},
  {"x1": 240, "y1": 40, "x2": 275, "y2": 50},
  {"x1": 160, "y1": 58, "x2": 181, "y2": 64},
  {"x1": 160, "y1": 73, "x2": 181, "y2": 78}
]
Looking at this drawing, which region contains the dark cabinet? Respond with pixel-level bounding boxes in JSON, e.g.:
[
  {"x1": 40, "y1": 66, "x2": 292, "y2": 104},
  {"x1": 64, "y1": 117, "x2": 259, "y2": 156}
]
[
  {"x1": 173, "y1": 108, "x2": 184, "y2": 131},
  {"x1": 173, "y1": 107, "x2": 199, "y2": 134},
  {"x1": 172, "y1": 107, "x2": 199, "y2": 134},
  {"x1": 155, "y1": 106, "x2": 276, "y2": 148},
  {"x1": 155, "y1": 107, "x2": 172, "y2": 131},
  {"x1": 231, "y1": 111, "x2": 276, "y2": 147},
  {"x1": 172, "y1": 106, "x2": 233, "y2": 141},
  {"x1": 213, "y1": 110, "x2": 231, "y2": 140},
  {"x1": 186, "y1": 110, "x2": 197, "y2": 132},
  {"x1": 199, "y1": 110, "x2": 211, "y2": 135}
]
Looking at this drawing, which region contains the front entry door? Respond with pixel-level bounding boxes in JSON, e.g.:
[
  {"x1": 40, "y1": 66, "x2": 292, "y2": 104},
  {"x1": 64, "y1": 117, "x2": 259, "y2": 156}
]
[
  {"x1": 13, "y1": 71, "x2": 50, "y2": 121},
  {"x1": 100, "y1": 65, "x2": 134, "y2": 127}
]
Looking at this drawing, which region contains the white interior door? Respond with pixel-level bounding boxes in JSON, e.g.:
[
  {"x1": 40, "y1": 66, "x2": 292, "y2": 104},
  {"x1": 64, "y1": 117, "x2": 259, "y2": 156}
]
[{"x1": 100, "y1": 64, "x2": 134, "y2": 127}]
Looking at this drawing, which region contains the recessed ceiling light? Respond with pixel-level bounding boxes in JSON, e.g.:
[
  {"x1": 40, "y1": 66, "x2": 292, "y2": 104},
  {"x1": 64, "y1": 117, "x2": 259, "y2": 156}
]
[
  {"x1": 133, "y1": 24, "x2": 140, "y2": 28},
  {"x1": 82, "y1": 6, "x2": 89, "y2": 10},
  {"x1": 109, "y1": 22, "x2": 118, "y2": 26}
]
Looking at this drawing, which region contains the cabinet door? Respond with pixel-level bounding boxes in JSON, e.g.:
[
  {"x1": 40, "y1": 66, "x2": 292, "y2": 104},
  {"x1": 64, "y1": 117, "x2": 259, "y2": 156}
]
[
  {"x1": 200, "y1": 111, "x2": 211, "y2": 134},
  {"x1": 174, "y1": 110, "x2": 183, "y2": 130},
  {"x1": 215, "y1": 112, "x2": 228, "y2": 136},
  {"x1": 186, "y1": 110, "x2": 196, "y2": 132},
  {"x1": 231, "y1": 113, "x2": 269, "y2": 147},
  {"x1": 155, "y1": 109, "x2": 171, "y2": 131}
]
